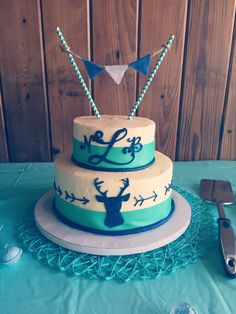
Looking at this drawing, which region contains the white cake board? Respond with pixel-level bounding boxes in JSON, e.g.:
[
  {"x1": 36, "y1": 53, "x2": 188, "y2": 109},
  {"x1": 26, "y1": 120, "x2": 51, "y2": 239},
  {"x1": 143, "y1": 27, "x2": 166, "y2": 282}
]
[{"x1": 34, "y1": 190, "x2": 191, "y2": 256}]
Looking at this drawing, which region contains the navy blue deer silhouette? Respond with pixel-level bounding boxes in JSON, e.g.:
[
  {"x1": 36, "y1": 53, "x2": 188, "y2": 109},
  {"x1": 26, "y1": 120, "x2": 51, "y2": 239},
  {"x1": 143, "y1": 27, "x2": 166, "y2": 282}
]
[{"x1": 94, "y1": 178, "x2": 130, "y2": 228}]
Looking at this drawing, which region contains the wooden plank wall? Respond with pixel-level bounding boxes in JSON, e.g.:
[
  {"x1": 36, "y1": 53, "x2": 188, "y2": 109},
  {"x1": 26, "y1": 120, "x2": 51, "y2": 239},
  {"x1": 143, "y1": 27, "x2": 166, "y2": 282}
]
[
  {"x1": 0, "y1": 1, "x2": 51, "y2": 162},
  {"x1": 177, "y1": 0, "x2": 235, "y2": 160},
  {"x1": 0, "y1": 82, "x2": 9, "y2": 162},
  {"x1": 0, "y1": 0, "x2": 235, "y2": 162}
]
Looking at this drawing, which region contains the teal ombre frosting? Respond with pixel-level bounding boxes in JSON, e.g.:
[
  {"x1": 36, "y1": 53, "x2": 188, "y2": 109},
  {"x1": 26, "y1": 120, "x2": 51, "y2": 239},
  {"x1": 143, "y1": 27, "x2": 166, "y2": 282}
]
[
  {"x1": 55, "y1": 194, "x2": 172, "y2": 232},
  {"x1": 73, "y1": 138, "x2": 155, "y2": 171}
]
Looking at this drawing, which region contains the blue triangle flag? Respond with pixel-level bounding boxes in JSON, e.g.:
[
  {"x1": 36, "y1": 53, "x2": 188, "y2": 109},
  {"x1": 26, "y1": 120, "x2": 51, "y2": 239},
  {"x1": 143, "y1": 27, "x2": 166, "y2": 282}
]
[
  {"x1": 82, "y1": 59, "x2": 104, "y2": 79},
  {"x1": 129, "y1": 54, "x2": 151, "y2": 75}
]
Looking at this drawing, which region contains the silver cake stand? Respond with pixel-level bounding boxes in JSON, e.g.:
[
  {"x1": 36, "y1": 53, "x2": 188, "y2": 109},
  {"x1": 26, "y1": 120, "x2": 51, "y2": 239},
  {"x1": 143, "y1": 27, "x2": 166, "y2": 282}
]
[{"x1": 34, "y1": 190, "x2": 191, "y2": 256}]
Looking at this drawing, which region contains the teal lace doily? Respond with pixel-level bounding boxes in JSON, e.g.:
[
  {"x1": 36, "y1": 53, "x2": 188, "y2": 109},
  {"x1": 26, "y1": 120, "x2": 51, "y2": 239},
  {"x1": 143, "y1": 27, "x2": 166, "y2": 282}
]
[{"x1": 18, "y1": 187, "x2": 217, "y2": 282}]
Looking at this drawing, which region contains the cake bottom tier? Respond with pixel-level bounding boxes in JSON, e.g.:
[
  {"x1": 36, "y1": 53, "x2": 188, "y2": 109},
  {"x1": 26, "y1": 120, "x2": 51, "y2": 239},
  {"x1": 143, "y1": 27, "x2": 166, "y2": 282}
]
[{"x1": 54, "y1": 151, "x2": 173, "y2": 235}]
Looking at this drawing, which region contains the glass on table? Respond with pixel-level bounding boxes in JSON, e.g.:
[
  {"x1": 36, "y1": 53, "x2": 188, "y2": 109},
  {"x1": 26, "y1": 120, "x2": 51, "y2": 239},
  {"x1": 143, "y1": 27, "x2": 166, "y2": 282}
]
[{"x1": 169, "y1": 302, "x2": 197, "y2": 314}]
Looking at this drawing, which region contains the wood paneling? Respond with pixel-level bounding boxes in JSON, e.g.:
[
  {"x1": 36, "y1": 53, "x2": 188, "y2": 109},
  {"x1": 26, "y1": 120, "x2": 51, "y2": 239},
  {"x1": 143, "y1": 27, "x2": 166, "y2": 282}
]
[
  {"x1": 0, "y1": 0, "x2": 50, "y2": 162},
  {"x1": 177, "y1": 0, "x2": 235, "y2": 160},
  {"x1": 92, "y1": 0, "x2": 138, "y2": 115},
  {"x1": 41, "y1": 0, "x2": 91, "y2": 157},
  {"x1": 0, "y1": 84, "x2": 8, "y2": 162},
  {"x1": 0, "y1": 0, "x2": 235, "y2": 162},
  {"x1": 138, "y1": 0, "x2": 187, "y2": 160},
  {"x1": 220, "y1": 31, "x2": 236, "y2": 160}
]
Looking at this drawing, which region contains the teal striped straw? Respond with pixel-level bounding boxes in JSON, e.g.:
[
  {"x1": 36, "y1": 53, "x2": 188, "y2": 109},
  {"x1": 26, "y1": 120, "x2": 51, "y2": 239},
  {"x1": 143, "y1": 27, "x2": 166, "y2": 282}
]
[
  {"x1": 128, "y1": 35, "x2": 175, "y2": 120},
  {"x1": 56, "y1": 27, "x2": 101, "y2": 119}
]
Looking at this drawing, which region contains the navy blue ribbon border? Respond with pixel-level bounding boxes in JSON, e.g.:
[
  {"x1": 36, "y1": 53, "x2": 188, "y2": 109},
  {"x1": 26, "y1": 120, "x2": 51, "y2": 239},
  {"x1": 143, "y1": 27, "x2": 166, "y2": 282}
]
[{"x1": 53, "y1": 199, "x2": 175, "y2": 236}]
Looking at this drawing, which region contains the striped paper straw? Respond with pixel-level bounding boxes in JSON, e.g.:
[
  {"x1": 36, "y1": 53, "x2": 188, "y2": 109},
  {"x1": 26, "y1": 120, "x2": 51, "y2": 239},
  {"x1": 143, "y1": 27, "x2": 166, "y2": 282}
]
[
  {"x1": 56, "y1": 27, "x2": 101, "y2": 119},
  {"x1": 128, "y1": 35, "x2": 175, "y2": 120}
]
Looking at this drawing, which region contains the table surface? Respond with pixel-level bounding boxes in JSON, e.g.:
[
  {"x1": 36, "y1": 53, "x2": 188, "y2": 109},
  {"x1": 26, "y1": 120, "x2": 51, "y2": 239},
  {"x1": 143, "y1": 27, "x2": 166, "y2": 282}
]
[{"x1": 0, "y1": 160, "x2": 236, "y2": 314}]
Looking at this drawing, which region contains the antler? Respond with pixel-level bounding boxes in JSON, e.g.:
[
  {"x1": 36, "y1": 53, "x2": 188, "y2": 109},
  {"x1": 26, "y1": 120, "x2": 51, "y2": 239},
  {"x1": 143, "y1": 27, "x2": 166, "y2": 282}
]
[
  {"x1": 117, "y1": 178, "x2": 129, "y2": 197},
  {"x1": 94, "y1": 178, "x2": 108, "y2": 197}
]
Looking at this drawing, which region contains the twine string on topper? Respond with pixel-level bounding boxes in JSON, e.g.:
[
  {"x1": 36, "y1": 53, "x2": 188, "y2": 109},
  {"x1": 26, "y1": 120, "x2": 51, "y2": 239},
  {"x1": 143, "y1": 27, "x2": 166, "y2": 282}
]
[
  {"x1": 59, "y1": 45, "x2": 166, "y2": 62},
  {"x1": 56, "y1": 27, "x2": 175, "y2": 119},
  {"x1": 59, "y1": 45, "x2": 83, "y2": 60},
  {"x1": 58, "y1": 41, "x2": 172, "y2": 85}
]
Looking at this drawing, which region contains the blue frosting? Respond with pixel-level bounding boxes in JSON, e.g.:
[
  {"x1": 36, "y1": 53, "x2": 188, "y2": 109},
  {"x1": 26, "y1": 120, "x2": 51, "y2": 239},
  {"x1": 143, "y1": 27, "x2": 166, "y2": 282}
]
[
  {"x1": 94, "y1": 178, "x2": 130, "y2": 228},
  {"x1": 73, "y1": 127, "x2": 155, "y2": 171},
  {"x1": 79, "y1": 128, "x2": 143, "y2": 166},
  {"x1": 54, "y1": 181, "x2": 90, "y2": 205},
  {"x1": 165, "y1": 180, "x2": 173, "y2": 195},
  {"x1": 134, "y1": 191, "x2": 158, "y2": 207},
  {"x1": 54, "y1": 200, "x2": 175, "y2": 236},
  {"x1": 71, "y1": 156, "x2": 155, "y2": 172}
]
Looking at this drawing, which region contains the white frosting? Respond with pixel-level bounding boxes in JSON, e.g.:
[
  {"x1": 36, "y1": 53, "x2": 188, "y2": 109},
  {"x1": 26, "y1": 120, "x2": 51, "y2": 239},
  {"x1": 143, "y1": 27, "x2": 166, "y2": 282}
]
[
  {"x1": 73, "y1": 115, "x2": 155, "y2": 147},
  {"x1": 55, "y1": 152, "x2": 173, "y2": 212}
]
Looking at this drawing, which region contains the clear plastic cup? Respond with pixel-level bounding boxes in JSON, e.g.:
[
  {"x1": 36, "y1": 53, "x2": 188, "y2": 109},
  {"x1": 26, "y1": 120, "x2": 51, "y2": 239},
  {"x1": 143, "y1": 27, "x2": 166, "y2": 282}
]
[{"x1": 169, "y1": 302, "x2": 197, "y2": 314}]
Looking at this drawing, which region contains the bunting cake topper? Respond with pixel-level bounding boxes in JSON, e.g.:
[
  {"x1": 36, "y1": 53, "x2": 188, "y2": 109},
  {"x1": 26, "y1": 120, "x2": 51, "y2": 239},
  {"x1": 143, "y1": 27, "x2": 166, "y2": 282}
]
[
  {"x1": 58, "y1": 40, "x2": 168, "y2": 85},
  {"x1": 59, "y1": 49, "x2": 153, "y2": 85},
  {"x1": 56, "y1": 27, "x2": 175, "y2": 119}
]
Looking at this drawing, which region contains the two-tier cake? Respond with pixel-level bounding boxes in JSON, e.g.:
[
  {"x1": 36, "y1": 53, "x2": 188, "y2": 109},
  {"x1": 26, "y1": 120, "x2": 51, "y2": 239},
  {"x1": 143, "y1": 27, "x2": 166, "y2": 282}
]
[{"x1": 54, "y1": 115, "x2": 174, "y2": 235}]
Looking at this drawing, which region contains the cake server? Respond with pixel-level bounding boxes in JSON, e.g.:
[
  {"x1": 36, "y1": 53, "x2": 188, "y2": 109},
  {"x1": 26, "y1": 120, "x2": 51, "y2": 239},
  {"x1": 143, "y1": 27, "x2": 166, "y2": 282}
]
[{"x1": 200, "y1": 179, "x2": 236, "y2": 277}]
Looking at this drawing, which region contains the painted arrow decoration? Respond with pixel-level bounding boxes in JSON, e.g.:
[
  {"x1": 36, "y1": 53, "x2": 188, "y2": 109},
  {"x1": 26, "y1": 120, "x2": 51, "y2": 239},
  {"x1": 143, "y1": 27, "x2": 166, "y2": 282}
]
[
  {"x1": 65, "y1": 191, "x2": 90, "y2": 205},
  {"x1": 164, "y1": 180, "x2": 173, "y2": 195},
  {"x1": 54, "y1": 182, "x2": 90, "y2": 205},
  {"x1": 54, "y1": 181, "x2": 62, "y2": 196},
  {"x1": 134, "y1": 191, "x2": 157, "y2": 207}
]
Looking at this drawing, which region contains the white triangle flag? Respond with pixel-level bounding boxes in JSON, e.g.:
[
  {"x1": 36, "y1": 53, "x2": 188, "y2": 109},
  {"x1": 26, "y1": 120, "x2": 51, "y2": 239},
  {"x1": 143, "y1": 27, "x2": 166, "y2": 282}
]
[{"x1": 104, "y1": 65, "x2": 128, "y2": 85}]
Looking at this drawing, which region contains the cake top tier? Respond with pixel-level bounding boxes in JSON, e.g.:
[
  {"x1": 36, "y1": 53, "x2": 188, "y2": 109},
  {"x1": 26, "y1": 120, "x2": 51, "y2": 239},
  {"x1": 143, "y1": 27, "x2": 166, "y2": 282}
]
[
  {"x1": 72, "y1": 115, "x2": 156, "y2": 172},
  {"x1": 74, "y1": 115, "x2": 154, "y2": 127},
  {"x1": 74, "y1": 115, "x2": 155, "y2": 145}
]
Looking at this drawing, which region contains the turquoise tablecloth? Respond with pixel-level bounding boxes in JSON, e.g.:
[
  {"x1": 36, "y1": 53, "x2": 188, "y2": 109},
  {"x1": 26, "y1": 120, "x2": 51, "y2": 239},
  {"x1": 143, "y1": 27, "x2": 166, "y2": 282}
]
[{"x1": 0, "y1": 161, "x2": 236, "y2": 314}]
